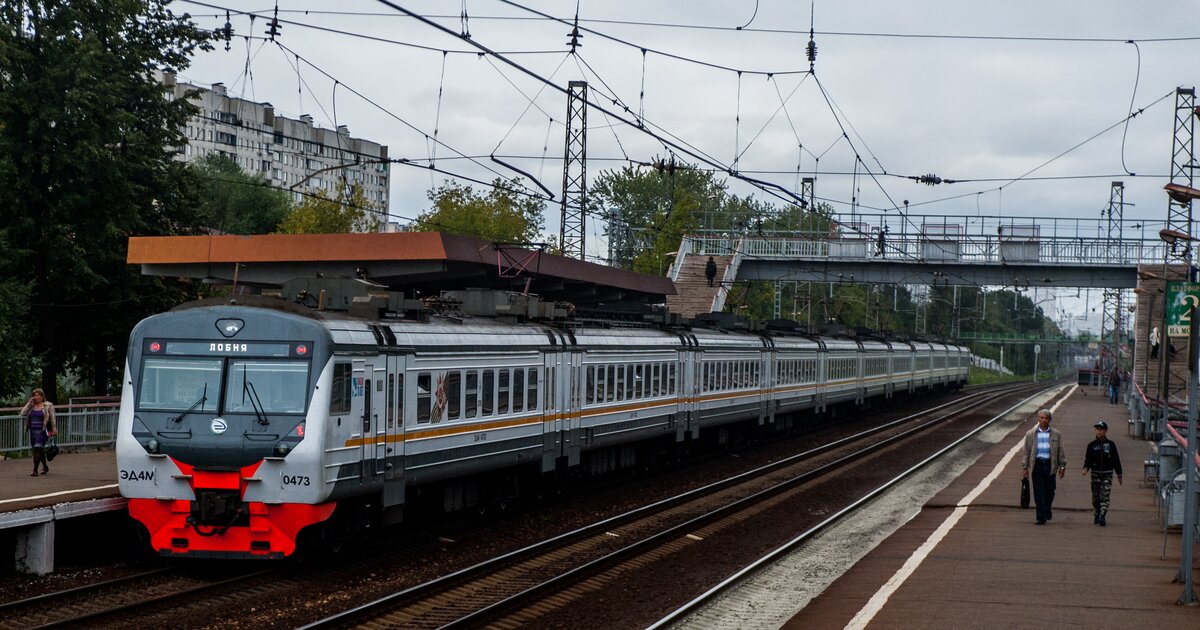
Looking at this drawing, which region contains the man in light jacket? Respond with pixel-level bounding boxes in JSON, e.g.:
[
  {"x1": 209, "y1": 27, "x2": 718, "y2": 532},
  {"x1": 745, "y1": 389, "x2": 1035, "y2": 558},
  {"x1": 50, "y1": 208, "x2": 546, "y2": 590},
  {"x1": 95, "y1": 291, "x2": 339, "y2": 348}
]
[{"x1": 1022, "y1": 408, "x2": 1066, "y2": 525}]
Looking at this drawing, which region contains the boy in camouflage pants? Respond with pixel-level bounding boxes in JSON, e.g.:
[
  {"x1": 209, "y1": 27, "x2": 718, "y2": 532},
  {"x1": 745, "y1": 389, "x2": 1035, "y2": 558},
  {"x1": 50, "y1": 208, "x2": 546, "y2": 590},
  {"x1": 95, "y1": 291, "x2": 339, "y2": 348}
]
[{"x1": 1081, "y1": 421, "x2": 1123, "y2": 526}]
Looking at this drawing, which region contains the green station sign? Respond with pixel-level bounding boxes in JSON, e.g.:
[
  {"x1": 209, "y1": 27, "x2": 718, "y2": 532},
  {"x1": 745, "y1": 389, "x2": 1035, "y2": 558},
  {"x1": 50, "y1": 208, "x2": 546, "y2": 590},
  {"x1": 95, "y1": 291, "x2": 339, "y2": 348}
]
[{"x1": 1166, "y1": 281, "x2": 1200, "y2": 336}]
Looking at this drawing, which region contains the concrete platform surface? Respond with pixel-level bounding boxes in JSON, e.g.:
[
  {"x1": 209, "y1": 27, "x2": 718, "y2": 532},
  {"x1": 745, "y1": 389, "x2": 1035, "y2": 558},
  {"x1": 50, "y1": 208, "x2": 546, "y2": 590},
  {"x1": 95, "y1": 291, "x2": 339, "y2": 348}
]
[
  {"x1": 788, "y1": 384, "x2": 1200, "y2": 629},
  {"x1": 0, "y1": 449, "x2": 118, "y2": 513}
]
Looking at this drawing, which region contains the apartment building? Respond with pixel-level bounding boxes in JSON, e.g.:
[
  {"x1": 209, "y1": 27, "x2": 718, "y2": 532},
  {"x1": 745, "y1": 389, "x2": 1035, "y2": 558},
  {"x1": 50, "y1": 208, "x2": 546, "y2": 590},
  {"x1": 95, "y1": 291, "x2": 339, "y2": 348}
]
[{"x1": 160, "y1": 71, "x2": 389, "y2": 209}]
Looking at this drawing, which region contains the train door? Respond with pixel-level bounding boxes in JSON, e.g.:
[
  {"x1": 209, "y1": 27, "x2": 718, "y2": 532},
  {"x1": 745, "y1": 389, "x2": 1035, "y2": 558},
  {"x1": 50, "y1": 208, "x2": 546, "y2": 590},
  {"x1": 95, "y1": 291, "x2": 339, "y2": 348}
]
[
  {"x1": 357, "y1": 357, "x2": 386, "y2": 481},
  {"x1": 759, "y1": 339, "x2": 774, "y2": 426},
  {"x1": 384, "y1": 355, "x2": 404, "y2": 480},
  {"x1": 563, "y1": 350, "x2": 583, "y2": 467},
  {"x1": 382, "y1": 354, "x2": 405, "y2": 508},
  {"x1": 684, "y1": 336, "x2": 700, "y2": 440},
  {"x1": 540, "y1": 348, "x2": 565, "y2": 472}
]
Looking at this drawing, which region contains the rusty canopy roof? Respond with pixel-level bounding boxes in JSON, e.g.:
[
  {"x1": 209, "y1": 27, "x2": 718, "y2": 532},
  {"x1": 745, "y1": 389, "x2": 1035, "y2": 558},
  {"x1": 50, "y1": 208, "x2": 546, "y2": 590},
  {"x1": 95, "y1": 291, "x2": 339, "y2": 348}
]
[{"x1": 128, "y1": 232, "x2": 675, "y2": 305}]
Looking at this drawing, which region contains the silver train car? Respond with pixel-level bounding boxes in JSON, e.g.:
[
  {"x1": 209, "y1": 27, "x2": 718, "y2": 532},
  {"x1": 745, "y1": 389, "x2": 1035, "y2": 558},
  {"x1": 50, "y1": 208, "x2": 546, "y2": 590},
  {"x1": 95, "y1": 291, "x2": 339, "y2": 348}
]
[{"x1": 117, "y1": 294, "x2": 968, "y2": 558}]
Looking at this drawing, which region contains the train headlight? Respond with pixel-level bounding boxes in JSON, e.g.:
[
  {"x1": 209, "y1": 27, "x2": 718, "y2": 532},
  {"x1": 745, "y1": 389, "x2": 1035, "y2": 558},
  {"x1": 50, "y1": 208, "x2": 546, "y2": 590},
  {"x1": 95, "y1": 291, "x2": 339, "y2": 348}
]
[
  {"x1": 274, "y1": 443, "x2": 290, "y2": 457},
  {"x1": 147, "y1": 438, "x2": 159, "y2": 453}
]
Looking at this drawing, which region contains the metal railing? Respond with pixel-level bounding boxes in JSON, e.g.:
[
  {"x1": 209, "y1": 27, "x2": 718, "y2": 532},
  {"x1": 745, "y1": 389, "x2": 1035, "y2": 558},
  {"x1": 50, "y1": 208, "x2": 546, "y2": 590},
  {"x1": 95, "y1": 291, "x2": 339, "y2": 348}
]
[
  {"x1": 0, "y1": 403, "x2": 120, "y2": 456},
  {"x1": 680, "y1": 233, "x2": 1164, "y2": 266}
]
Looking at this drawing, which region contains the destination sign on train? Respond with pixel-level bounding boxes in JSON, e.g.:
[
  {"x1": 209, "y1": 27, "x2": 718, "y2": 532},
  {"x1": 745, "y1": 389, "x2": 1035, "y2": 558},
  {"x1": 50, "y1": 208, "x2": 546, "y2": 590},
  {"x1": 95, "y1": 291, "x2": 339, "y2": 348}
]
[{"x1": 147, "y1": 340, "x2": 306, "y2": 357}]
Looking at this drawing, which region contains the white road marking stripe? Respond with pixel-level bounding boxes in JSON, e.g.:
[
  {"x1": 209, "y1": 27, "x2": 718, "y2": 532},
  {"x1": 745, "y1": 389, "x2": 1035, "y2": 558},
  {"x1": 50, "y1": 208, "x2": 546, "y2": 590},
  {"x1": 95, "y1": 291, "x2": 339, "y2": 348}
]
[
  {"x1": 0, "y1": 484, "x2": 120, "y2": 505},
  {"x1": 845, "y1": 384, "x2": 1076, "y2": 629}
]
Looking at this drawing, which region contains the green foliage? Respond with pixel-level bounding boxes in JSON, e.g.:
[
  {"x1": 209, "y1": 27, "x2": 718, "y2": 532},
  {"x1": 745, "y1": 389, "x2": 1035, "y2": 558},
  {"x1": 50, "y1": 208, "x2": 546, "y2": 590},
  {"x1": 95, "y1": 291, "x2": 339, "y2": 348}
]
[
  {"x1": 591, "y1": 164, "x2": 721, "y2": 273},
  {"x1": 278, "y1": 181, "x2": 382, "y2": 234},
  {"x1": 191, "y1": 154, "x2": 291, "y2": 234},
  {"x1": 968, "y1": 366, "x2": 1023, "y2": 386},
  {"x1": 413, "y1": 179, "x2": 545, "y2": 243},
  {"x1": 592, "y1": 162, "x2": 833, "y2": 274},
  {"x1": 0, "y1": 1, "x2": 215, "y2": 400}
]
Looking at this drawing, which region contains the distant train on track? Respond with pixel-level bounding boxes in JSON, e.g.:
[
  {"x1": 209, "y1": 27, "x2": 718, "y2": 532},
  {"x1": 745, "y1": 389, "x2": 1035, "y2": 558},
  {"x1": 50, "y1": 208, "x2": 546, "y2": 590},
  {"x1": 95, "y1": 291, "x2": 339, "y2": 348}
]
[{"x1": 117, "y1": 283, "x2": 968, "y2": 559}]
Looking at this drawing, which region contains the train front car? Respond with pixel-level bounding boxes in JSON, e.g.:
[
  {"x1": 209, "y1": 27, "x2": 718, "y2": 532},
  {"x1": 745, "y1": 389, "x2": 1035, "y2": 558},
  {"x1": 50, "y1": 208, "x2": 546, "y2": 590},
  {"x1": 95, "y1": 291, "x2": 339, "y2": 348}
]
[{"x1": 118, "y1": 300, "x2": 333, "y2": 558}]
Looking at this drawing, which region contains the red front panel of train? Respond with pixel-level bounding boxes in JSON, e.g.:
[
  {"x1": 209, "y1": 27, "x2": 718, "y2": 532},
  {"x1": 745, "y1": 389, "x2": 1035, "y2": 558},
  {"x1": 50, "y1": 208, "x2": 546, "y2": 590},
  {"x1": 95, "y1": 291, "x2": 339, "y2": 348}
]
[{"x1": 127, "y1": 458, "x2": 336, "y2": 558}]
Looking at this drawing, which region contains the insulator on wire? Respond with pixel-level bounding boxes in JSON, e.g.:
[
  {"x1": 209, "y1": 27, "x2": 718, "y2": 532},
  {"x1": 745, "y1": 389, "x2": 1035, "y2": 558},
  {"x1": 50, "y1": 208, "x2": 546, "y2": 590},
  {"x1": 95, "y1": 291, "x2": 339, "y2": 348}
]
[{"x1": 221, "y1": 11, "x2": 232, "y2": 51}]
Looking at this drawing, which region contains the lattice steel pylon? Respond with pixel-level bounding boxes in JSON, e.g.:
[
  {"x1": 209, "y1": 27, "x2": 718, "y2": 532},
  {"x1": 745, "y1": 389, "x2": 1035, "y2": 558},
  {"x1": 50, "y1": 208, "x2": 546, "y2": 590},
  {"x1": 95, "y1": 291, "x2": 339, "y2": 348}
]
[
  {"x1": 560, "y1": 80, "x2": 588, "y2": 260},
  {"x1": 1100, "y1": 181, "x2": 1124, "y2": 373},
  {"x1": 1165, "y1": 87, "x2": 1196, "y2": 256},
  {"x1": 1157, "y1": 87, "x2": 1196, "y2": 430}
]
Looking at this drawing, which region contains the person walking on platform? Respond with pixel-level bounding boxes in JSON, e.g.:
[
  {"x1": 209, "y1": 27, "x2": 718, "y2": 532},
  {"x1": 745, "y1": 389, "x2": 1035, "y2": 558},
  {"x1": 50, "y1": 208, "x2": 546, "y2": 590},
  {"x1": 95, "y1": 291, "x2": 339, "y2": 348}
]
[
  {"x1": 1022, "y1": 409, "x2": 1066, "y2": 525},
  {"x1": 1107, "y1": 368, "x2": 1121, "y2": 406},
  {"x1": 1081, "y1": 420, "x2": 1123, "y2": 526},
  {"x1": 21, "y1": 388, "x2": 57, "y2": 477},
  {"x1": 704, "y1": 256, "x2": 718, "y2": 287}
]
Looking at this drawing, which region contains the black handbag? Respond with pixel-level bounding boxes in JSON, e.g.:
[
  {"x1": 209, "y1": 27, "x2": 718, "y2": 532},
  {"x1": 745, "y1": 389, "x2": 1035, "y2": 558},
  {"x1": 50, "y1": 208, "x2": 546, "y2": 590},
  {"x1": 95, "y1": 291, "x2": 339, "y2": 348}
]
[
  {"x1": 1020, "y1": 478, "x2": 1030, "y2": 509},
  {"x1": 44, "y1": 437, "x2": 59, "y2": 461}
]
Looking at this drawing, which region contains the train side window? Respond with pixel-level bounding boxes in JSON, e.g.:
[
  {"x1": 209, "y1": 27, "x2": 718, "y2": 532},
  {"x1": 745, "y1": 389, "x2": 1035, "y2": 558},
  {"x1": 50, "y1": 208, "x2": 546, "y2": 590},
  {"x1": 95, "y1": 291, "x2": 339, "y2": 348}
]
[
  {"x1": 668, "y1": 363, "x2": 676, "y2": 395},
  {"x1": 387, "y1": 374, "x2": 395, "y2": 428},
  {"x1": 397, "y1": 374, "x2": 404, "y2": 424},
  {"x1": 606, "y1": 365, "x2": 616, "y2": 402},
  {"x1": 447, "y1": 371, "x2": 461, "y2": 420},
  {"x1": 529, "y1": 369, "x2": 539, "y2": 411},
  {"x1": 624, "y1": 364, "x2": 635, "y2": 400},
  {"x1": 329, "y1": 362, "x2": 352, "y2": 415},
  {"x1": 465, "y1": 371, "x2": 479, "y2": 418},
  {"x1": 513, "y1": 368, "x2": 525, "y2": 412},
  {"x1": 498, "y1": 369, "x2": 510, "y2": 414},
  {"x1": 483, "y1": 370, "x2": 495, "y2": 416},
  {"x1": 417, "y1": 372, "x2": 431, "y2": 424},
  {"x1": 586, "y1": 366, "x2": 596, "y2": 405},
  {"x1": 651, "y1": 363, "x2": 660, "y2": 396},
  {"x1": 615, "y1": 365, "x2": 626, "y2": 401}
]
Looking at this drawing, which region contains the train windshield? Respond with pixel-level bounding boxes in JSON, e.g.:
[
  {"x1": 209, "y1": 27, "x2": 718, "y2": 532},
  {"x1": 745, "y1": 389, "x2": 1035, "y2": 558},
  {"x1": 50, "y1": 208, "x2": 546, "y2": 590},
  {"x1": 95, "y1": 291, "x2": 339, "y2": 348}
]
[
  {"x1": 223, "y1": 359, "x2": 310, "y2": 415},
  {"x1": 138, "y1": 357, "x2": 222, "y2": 412}
]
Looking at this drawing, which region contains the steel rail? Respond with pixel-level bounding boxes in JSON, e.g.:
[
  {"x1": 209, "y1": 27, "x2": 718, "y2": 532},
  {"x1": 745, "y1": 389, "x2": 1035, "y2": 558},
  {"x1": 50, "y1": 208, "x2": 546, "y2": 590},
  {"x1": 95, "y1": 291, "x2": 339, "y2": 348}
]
[
  {"x1": 302, "y1": 381, "x2": 1041, "y2": 628},
  {"x1": 645, "y1": 382, "x2": 1060, "y2": 628}
]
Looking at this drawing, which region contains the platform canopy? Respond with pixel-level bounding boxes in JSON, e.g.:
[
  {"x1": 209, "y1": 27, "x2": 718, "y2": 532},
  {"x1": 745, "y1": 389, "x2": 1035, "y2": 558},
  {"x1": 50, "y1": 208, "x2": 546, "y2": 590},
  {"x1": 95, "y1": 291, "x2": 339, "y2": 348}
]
[{"x1": 128, "y1": 232, "x2": 676, "y2": 305}]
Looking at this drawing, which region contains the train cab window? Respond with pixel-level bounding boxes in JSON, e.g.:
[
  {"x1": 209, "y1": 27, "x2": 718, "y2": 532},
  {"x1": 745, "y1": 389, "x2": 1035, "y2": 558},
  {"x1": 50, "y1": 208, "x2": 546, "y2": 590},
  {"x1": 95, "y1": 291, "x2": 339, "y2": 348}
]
[
  {"x1": 446, "y1": 371, "x2": 462, "y2": 420},
  {"x1": 483, "y1": 370, "x2": 495, "y2": 416},
  {"x1": 510, "y1": 368, "x2": 523, "y2": 412},
  {"x1": 465, "y1": 371, "x2": 479, "y2": 418},
  {"x1": 224, "y1": 359, "x2": 310, "y2": 415},
  {"x1": 417, "y1": 373, "x2": 431, "y2": 424},
  {"x1": 328, "y1": 362, "x2": 352, "y2": 415},
  {"x1": 498, "y1": 369, "x2": 511, "y2": 414},
  {"x1": 528, "y1": 369, "x2": 539, "y2": 411},
  {"x1": 138, "y1": 357, "x2": 222, "y2": 413}
]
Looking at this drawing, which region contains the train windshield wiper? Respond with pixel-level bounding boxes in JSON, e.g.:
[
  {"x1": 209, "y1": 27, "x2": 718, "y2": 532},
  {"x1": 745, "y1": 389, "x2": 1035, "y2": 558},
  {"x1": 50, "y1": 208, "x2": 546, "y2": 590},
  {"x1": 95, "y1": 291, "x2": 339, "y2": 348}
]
[
  {"x1": 243, "y1": 380, "x2": 270, "y2": 426},
  {"x1": 172, "y1": 383, "x2": 207, "y2": 424}
]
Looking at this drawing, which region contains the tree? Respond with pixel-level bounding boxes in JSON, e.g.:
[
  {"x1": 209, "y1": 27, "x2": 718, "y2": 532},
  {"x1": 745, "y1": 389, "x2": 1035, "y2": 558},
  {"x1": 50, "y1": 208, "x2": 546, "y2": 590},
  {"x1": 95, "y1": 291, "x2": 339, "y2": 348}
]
[
  {"x1": 191, "y1": 154, "x2": 291, "y2": 234},
  {"x1": 414, "y1": 179, "x2": 545, "y2": 243},
  {"x1": 0, "y1": 1, "x2": 215, "y2": 400},
  {"x1": 591, "y1": 163, "x2": 724, "y2": 272},
  {"x1": 278, "y1": 180, "x2": 382, "y2": 234}
]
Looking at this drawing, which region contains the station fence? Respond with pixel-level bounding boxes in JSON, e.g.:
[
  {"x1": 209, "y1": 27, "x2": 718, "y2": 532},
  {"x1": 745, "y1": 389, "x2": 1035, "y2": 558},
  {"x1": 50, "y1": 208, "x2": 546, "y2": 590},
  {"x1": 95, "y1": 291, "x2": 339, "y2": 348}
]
[{"x1": 0, "y1": 403, "x2": 120, "y2": 457}]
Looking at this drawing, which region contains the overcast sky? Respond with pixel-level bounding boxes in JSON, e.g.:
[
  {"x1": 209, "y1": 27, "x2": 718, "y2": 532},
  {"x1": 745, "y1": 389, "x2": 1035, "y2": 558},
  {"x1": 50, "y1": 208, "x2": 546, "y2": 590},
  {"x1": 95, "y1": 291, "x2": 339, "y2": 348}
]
[{"x1": 175, "y1": 0, "x2": 1199, "y2": 332}]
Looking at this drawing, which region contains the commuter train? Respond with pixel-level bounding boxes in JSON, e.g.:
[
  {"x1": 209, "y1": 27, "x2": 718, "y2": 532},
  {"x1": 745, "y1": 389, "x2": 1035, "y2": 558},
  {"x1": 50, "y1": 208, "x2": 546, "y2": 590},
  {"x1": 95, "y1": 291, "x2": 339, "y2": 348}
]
[{"x1": 117, "y1": 287, "x2": 969, "y2": 558}]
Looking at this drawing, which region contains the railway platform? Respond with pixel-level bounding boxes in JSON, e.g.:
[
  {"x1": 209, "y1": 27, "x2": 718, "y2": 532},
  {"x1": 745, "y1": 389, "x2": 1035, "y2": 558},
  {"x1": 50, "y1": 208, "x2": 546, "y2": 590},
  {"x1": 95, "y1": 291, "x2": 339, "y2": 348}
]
[
  {"x1": 787, "y1": 385, "x2": 1200, "y2": 628},
  {"x1": 0, "y1": 449, "x2": 122, "y2": 574}
]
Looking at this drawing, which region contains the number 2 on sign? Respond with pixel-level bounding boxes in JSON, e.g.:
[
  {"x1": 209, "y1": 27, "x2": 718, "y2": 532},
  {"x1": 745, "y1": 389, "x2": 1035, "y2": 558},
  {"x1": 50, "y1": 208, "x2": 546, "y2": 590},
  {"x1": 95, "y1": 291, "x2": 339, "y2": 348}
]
[{"x1": 1181, "y1": 295, "x2": 1200, "y2": 324}]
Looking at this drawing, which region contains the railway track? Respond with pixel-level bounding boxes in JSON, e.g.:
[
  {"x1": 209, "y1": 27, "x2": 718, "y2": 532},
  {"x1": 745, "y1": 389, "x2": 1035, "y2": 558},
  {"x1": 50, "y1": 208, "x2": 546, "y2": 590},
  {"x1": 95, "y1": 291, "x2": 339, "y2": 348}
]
[
  {"x1": 301, "y1": 381, "x2": 1052, "y2": 629},
  {"x1": 0, "y1": 565, "x2": 274, "y2": 629}
]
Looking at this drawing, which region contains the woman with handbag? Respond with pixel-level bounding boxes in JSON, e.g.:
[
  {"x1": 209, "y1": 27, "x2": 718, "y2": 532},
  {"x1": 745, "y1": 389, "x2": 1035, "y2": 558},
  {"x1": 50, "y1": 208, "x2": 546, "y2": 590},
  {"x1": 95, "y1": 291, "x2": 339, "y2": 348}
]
[{"x1": 21, "y1": 388, "x2": 57, "y2": 476}]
